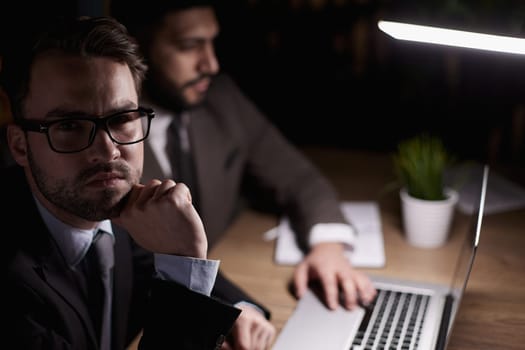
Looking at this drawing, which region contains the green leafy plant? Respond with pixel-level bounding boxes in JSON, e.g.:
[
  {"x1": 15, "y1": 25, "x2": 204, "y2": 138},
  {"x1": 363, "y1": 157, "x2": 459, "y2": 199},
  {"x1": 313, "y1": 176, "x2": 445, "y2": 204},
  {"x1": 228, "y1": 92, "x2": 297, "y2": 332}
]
[{"x1": 392, "y1": 134, "x2": 453, "y2": 200}]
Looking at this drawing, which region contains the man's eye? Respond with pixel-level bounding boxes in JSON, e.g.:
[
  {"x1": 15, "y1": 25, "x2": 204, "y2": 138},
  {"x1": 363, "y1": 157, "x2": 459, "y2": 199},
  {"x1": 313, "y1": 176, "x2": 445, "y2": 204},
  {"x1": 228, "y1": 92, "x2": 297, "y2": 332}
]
[
  {"x1": 55, "y1": 120, "x2": 83, "y2": 131},
  {"x1": 178, "y1": 43, "x2": 198, "y2": 50},
  {"x1": 173, "y1": 38, "x2": 201, "y2": 51},
  {"x1": 111, "y1": 112, "x2": 139, "y2": 125}
]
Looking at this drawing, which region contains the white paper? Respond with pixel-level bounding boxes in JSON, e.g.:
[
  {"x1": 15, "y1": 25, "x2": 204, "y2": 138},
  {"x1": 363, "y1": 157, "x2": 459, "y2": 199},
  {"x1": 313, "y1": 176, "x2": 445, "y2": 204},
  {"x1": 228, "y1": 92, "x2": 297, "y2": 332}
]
[
  {"x1": 273, "y1": 201, "x2": 386, "y2": 268},
  {"x1": 445, "y1": 163, "x2": 525, "y2": 215}
]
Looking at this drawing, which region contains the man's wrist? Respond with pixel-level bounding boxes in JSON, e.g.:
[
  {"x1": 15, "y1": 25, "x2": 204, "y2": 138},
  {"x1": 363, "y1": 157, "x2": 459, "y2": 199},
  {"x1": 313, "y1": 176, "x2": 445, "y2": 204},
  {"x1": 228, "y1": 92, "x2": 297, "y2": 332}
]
[{"x1": 234, "y1": 301, "x2": 268, "y2": 318}]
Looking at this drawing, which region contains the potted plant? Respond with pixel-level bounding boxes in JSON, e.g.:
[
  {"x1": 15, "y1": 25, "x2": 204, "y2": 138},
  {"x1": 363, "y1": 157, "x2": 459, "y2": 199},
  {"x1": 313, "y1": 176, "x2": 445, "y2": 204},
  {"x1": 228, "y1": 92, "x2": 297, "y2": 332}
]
[{"x1": 392, "y1": 134, "x2": 459, "y2": 248}]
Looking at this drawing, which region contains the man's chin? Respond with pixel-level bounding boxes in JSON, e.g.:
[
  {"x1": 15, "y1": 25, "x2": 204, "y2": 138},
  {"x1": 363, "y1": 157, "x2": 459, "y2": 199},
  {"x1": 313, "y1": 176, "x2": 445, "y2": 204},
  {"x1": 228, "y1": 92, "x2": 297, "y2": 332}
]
[
  {"x1": 87, "y1": 188, "x2": 130, "y2": 219},
  {"x1": 185, "y1": 93, "x2": 207, "y2": 108},
  {"x1": 106, "y1": 190, "x2": 131, "y2": 217}
]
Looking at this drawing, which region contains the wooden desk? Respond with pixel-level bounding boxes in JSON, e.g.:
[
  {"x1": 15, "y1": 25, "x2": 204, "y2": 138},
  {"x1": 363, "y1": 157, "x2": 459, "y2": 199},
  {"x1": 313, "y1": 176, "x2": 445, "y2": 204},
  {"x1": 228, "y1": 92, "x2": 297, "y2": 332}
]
[
  {"x1": 208, "y1": 148, "x2": 525, "y2": 350},
  {"x1": 127, "y1": 148, "x2": 524, "y2": 349}
]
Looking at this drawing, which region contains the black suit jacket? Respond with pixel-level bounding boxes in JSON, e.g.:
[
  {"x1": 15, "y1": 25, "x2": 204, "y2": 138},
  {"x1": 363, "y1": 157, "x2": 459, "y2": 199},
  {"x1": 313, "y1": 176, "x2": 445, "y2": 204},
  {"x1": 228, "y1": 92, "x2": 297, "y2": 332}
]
[{"x1": 2, "y1": 166, "x2": 240, "y2": 350}]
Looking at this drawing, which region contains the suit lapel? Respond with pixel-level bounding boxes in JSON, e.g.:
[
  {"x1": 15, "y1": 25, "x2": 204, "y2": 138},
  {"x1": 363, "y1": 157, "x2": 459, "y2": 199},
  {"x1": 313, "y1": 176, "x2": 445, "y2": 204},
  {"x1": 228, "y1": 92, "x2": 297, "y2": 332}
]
[
  {"x1": 40, "y1": 240, "x2": 99, "y2": 347},
  {"x1": 190, "y1": 108, "x2": 228, "y2": 194},
  {"x1": 44, "y1": 227, "x2": 135, "y2": 350},
  {"x1": 189, "y1": 107, "x2": 241, "y2": 244},
  {"x1": 8, "y1": 167, "x2": 98, "y2": 347}
]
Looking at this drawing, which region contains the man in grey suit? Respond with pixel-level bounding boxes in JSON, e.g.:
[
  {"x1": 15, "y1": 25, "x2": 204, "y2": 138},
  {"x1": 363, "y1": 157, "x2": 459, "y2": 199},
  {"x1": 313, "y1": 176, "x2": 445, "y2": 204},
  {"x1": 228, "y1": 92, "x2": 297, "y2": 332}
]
[{"x1": 113, "y1": 2, "x2": 377, "y2": 349}]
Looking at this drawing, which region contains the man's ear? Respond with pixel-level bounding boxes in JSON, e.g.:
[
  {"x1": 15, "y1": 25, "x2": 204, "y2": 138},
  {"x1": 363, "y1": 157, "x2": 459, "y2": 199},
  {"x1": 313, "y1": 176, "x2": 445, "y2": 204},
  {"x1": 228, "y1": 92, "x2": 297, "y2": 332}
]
[{"x1": 7, "y1": 124, "x2": 29, "y2": 166}]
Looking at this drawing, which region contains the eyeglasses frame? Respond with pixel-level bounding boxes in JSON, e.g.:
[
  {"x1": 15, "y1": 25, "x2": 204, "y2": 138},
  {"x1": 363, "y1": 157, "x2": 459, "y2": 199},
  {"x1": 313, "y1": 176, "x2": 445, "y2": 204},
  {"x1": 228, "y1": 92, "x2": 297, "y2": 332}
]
[{"x1": 16, "y1": 106, "x2": 155, "y2": 153}]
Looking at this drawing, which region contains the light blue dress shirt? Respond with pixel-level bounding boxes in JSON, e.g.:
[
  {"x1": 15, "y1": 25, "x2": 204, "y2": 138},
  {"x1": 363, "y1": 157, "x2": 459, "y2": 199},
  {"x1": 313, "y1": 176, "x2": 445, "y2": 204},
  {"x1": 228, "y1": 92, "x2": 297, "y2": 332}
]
[{"x1": 33, "y1": 196, "x2": 219, "y2": 296}]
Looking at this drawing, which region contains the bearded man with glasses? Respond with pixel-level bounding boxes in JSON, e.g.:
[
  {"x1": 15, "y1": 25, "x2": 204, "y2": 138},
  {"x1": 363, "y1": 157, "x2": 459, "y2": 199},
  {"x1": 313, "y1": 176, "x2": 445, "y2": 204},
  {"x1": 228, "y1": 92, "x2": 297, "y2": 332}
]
[{"x1": 1, "y1": 16, "x2": 240, "y2": 350}]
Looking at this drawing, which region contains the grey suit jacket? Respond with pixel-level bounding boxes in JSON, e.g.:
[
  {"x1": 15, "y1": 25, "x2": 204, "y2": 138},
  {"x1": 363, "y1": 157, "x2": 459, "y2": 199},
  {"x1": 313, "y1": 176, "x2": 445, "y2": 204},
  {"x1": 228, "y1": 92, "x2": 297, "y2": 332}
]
[
  {"x1": 142, "y1": 74, "x2": 348, "y2": 317},
  {"x1": 142, "y1": 73, "x2": 347, "y2": 251}
]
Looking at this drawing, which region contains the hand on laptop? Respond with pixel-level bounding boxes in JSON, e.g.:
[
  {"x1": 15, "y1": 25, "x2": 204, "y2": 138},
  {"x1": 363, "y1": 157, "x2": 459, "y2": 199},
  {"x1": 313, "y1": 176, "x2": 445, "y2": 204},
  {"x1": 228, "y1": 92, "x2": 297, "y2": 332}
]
[{"x1": 293, "y1": 242, "x2": 377, "y2": 310}]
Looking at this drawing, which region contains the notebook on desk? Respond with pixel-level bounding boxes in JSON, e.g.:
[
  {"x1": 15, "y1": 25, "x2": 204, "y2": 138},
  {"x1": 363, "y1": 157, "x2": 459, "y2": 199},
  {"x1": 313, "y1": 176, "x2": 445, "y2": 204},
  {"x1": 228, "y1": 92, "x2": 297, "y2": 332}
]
[{"x1": 272, "y1": 165, "x2": 489, "y2": 350}]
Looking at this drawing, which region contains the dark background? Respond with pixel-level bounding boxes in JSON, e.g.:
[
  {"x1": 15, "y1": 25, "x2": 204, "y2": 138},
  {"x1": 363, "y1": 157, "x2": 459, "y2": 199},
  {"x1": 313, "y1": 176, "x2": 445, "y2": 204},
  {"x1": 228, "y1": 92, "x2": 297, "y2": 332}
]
[
  {"x1": 2, "y1": 0, "x2": 525, "y2": 168},
  {"x1": 212, "y1": 0, "x2": 525, "y2": 168}
]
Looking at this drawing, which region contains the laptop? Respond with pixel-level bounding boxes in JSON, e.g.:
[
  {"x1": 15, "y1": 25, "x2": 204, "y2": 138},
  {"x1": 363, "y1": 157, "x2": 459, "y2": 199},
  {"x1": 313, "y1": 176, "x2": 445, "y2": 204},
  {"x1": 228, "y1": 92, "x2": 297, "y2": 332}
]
[{"x1": 272, "y1": 165, "x2": 489, "y2": 350}]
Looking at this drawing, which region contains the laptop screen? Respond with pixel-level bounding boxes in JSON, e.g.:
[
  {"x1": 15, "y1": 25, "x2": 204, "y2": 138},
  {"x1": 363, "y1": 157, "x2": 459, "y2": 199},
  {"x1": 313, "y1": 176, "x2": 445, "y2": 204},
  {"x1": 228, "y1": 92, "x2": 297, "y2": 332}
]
[{"x1": 437, "y1": 165, "x2": 489, "y2": 350}]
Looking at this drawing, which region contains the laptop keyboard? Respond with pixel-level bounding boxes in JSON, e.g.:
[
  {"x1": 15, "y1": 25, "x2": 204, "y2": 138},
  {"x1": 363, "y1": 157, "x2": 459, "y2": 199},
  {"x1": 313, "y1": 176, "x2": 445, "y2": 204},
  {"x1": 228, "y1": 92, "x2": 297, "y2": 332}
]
[{"x1": 351, "y1": 288, "x2": 430, "y2": 350}]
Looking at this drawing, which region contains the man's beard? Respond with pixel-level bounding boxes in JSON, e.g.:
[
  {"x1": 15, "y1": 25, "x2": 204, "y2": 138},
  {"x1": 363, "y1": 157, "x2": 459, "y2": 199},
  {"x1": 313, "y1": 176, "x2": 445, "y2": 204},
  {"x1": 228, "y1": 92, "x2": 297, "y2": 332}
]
[
  {"x1": 27, "y1": 145, "x2": 135, "y2": 221},
  {"x1": 145, "y1": 68, "x2": 215, "y2": 113}
]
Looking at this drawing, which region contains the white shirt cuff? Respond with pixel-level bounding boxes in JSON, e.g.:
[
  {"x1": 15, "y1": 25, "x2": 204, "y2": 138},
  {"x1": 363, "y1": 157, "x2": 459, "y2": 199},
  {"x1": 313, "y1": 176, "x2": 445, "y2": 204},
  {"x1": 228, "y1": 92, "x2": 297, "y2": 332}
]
[
  {"x1": 308, "y1": 223, "x2": 357, "y2": 251},
  {"x1": 154, "y1": 254, "x2": 220, "y2": 296}
]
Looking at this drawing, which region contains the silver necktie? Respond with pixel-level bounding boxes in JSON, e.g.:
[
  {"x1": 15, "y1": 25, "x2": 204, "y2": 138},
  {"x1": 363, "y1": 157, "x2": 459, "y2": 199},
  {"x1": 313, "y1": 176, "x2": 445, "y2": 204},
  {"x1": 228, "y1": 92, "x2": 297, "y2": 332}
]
[{"x1": 89, "y1": 230, "x2": 114, "y2": 350}]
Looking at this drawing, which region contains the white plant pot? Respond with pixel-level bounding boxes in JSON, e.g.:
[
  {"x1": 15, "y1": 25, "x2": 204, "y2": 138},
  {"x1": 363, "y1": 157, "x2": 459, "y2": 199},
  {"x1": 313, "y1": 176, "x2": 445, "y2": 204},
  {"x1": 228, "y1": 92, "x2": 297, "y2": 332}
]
[{"x1": 400, "y1": 187, "x2": 459, "y2": 248}]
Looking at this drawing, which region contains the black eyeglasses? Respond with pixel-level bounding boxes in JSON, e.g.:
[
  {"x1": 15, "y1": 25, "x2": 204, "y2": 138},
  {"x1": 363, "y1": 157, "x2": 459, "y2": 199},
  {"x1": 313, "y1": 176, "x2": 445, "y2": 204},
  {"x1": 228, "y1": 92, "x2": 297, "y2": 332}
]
[{"x1": 17, "y1": 107, "x2": 155, "y2": 153}]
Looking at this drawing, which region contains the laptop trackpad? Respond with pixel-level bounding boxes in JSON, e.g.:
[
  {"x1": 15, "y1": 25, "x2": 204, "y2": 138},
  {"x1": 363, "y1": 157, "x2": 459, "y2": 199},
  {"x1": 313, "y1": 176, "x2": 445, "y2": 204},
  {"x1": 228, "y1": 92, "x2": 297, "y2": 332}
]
[{"x1": 272, "y1": 288, "x2": 365, "y2": 350}]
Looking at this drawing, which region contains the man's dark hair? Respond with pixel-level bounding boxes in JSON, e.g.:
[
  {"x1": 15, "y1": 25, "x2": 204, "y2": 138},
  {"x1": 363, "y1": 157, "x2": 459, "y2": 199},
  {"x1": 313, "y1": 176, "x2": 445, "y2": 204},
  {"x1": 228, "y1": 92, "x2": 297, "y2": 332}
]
[
  {"x1": 1, "y1": 16, "x2": 147, "y2": 121},
  {"x1": 111, "y1": 0, "x2": 215, "y2": 37}
]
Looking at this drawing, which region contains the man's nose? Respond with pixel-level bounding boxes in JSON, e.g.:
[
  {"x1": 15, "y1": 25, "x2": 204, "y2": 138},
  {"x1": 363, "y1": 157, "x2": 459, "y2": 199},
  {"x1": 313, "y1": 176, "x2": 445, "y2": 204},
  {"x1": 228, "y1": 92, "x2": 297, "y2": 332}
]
[
  {"x1": 87, "y1": 127, "x2": 120, "y2": 160},
  {"x1": 199, "y1": 44, "x2": 220, "y2": 74}
]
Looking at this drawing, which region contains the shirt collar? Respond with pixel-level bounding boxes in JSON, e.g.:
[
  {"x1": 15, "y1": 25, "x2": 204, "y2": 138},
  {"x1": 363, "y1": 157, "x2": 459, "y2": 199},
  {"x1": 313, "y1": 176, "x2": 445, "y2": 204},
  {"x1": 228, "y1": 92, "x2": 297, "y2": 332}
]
[
  {"x1": 141, "y1": 97, "x2": 178, "y2": 178},
  {"x1": 33, "y1": 196, "x2": 114, "y2": 268}
]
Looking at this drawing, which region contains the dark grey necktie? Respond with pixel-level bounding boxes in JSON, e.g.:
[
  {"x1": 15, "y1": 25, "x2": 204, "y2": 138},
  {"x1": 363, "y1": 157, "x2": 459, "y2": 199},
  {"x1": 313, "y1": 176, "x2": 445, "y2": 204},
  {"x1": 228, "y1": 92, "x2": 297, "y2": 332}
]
[
  {"x1": 166, "y1": 113, "x2": 199, "y2": 211},
  {"x1": 86, "y1": 230, "x2": 114, "y2": 350}
]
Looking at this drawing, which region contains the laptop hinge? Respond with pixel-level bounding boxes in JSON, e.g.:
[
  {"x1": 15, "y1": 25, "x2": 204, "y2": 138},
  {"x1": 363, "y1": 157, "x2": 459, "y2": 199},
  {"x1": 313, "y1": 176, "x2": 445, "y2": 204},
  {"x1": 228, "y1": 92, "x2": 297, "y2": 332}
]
[{"x1": 435, "y1": 293, "x2": 454, "y2": 350}]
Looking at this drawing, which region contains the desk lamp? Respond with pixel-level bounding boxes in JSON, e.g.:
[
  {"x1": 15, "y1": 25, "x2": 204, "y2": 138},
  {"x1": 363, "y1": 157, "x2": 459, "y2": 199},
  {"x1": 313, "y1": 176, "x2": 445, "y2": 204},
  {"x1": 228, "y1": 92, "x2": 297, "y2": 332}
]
[{"x1": 378, "y1": 20, "x2": 525, "y2": 56}]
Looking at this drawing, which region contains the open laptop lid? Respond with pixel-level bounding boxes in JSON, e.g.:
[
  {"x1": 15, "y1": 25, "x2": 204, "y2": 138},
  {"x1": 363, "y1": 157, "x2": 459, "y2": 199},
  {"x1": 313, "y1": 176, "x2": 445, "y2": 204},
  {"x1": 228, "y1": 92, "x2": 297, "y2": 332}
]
[
  {"x1": 436, "y1": 165, "x2": 489, "y2": 350},
  {"x1": 272, "y1": 165, "x2": 489, "y2": 350}
]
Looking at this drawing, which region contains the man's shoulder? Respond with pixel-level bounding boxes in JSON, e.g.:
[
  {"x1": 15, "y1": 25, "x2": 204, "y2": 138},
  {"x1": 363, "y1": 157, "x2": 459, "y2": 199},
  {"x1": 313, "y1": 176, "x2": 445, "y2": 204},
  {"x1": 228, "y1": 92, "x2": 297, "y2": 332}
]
[
  {"x1": 205, "y1": 73, "x2": 254, "y2": 114},
  {"x1": 211, "y1": 73, "x2": 236, "y2": 87},
  {"x1": 208, "y1": 73, "x2": 242, "y2": 97}
]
